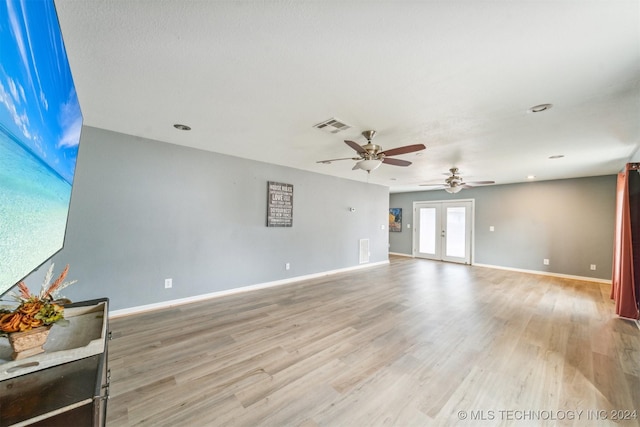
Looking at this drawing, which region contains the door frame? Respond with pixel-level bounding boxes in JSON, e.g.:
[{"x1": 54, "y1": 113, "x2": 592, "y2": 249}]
[{"x1": 412, "y1": 198, "x2": 475, "y2": 265}]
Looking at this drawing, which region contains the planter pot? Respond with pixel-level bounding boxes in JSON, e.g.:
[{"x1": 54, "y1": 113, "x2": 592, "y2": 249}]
[{"x1": 8, "y1": 325, "x2": 52, "y2": 360}]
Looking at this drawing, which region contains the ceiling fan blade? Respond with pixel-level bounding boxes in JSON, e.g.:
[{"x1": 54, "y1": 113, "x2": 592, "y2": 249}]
[
  {"x1": 465, "y1": 180, "x2": 495, "y2": 185},
  {"x1": 380, "y1": 144, "x2": 426, "y2": 157},
  {"x1": 316, "y1": 157, "x2": 360, "y2": 164},
  {"x1": 344, "y1": 140, "x2": 367, "y2": 154},
  {"x1": 419, "y1": 183, "x2": 446, "y2": 187},
  {"x1": 382, "y1": 157, "x2": 412, "y2": 167}
]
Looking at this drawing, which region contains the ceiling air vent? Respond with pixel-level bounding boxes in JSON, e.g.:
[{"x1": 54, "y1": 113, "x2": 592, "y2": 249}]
[{"x1": 313, "y1": 118, "x2": 351, "y2": 134}]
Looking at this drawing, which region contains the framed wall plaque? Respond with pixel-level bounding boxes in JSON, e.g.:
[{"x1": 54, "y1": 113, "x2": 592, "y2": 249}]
[{"x1": 267, "y1": 181, "x2": 293, "y2": 227}]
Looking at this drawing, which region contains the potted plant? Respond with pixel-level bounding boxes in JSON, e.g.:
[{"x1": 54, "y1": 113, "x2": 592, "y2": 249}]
[{"x1": 0, "y1": 264, "x2": 76, "y2": 359}]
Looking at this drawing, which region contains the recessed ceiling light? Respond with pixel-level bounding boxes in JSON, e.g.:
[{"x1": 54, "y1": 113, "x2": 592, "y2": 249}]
[
  {"x1": 528, "y1": 103, "x2": 553, "y2": 113},
  {"x1": 527, "y1": 175, "x2": 536, "y2": 180},
  {"x1": 173, "y1": 124, "x2": 191, "y2": 131},
  {"x1": 549, "y1": 155, "x2": 564, "y2": 159}
]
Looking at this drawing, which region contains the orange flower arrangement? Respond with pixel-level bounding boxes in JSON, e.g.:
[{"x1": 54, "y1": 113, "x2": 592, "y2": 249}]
[{"x1": 0, "y1": 264, "x2": 75, "y2": 335}]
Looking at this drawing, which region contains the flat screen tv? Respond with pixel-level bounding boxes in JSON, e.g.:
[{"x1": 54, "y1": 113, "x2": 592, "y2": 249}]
[{"x1": 0, "y1": 0, "x2": 82, "y2": 298}]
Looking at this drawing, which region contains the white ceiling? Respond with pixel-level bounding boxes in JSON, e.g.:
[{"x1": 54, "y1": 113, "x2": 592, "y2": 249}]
[{"x1": 53, "y1": 0, "x2": 640, "y2": 193}]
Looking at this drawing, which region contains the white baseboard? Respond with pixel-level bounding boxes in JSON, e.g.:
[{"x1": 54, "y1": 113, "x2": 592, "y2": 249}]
[
  {"x1": 109, "y1": 260, "x2": 389, "y2": 318},
  {"x1": 472, "y1": 263, "x2": 611, "y2": 284},
  {"x1": 389, "y1": 252, "x2": 413, "y2": 258}
]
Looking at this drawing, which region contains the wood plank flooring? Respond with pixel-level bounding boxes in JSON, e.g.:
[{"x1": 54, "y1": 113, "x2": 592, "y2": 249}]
[{"x1": 106, "y1": 256, "x2": 640, "y2": 426}]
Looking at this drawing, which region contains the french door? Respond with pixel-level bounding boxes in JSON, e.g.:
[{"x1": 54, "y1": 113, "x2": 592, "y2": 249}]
[{"x1": 413, "y1": 200, "x2": 474, "y2": 264}]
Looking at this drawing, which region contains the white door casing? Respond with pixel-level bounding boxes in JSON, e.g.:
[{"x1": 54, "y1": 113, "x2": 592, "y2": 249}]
[{"x1": 413, "y1": 200, "x2": 474, "y2": 264}]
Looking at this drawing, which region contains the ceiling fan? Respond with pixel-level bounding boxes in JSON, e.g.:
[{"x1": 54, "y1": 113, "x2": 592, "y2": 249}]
[
  {"x1": 316, "y1": 130, "x2": 426, "y2": 173},
  {"x1": 420, "y1": 167, "x2": 495, "y2": 193}
]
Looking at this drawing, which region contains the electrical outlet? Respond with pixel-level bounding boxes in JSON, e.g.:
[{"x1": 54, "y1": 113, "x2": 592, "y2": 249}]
[
  {"x1": 590, "y1": 264, "x2": 596, "y2": 271},
  {"x1": 543, "y1": 259, "x2": 549, "y2": 265},
  {"x1": 164, "y1": 278, "x2": 172, "y2": 288},
  {"x1": 285, "y1": 263, "x2": 290, "y2": 270}
]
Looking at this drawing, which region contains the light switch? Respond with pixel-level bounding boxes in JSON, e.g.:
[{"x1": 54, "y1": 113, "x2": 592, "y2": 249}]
[
  {"x1": 407, "y1": 224, "x2": 411, "y2": 229},
  {"x1": 489, "y1": 226, "x2": 495, "y2": 232}
]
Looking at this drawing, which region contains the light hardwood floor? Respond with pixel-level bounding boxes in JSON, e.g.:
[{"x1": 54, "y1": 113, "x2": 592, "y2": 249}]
[{"x1": 106, "y1": 256, "x2": 640, "y2": 426}]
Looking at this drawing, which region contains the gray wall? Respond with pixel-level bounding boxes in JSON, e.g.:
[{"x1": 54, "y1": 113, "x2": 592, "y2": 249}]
[
  {"x1": 25, "y1": 127, "x2": 389, "y2": 310},
  {"x1": 390, "y1": 175, "x2": 616, "y2": 280}
]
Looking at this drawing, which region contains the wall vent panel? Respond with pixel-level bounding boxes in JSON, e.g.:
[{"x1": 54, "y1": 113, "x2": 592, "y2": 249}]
[{"x1": 359, "y1": 238, "x2": 370, "y2": 264}]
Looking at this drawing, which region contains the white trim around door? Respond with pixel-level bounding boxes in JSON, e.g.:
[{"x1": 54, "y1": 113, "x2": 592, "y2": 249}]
[{"x1": 413, "y1": 199, "x2": 475, "y2": 265}]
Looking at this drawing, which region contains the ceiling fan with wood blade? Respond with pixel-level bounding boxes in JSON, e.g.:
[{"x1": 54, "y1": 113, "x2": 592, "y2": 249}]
[
  {"x1": 420, "y1": 167, "x2": 495, "y2": 193},
  {"x1": 317, "y1": 130, "x2": 426, "y2": 173}
]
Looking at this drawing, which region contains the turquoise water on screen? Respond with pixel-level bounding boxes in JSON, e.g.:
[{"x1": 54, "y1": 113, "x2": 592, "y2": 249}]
[{"x1": 0, "y1": 126, "x2": 72, "y2": 292}]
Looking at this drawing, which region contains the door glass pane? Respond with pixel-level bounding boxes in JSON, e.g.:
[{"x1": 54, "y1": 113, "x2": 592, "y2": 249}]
[
  {"x1": 446, "y1": 207, "x2": 466, "y2": 258},
  {"x1": 419, "y1": 207, "x2": 436, "y2": 254}
]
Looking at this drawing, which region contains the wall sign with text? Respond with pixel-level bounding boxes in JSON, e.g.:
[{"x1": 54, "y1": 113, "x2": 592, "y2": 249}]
[{"x1": 267, "y1": 181, "x2": 293, "y2": 227}]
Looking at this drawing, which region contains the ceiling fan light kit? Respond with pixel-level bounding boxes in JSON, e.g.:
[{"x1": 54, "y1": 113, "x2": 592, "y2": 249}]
[
  {"x1": 445, "y1": 185, "x2": 463, "y2": 194},
  {"x1": 354, "y1": 159, "x2": 383, "y2": 172}
]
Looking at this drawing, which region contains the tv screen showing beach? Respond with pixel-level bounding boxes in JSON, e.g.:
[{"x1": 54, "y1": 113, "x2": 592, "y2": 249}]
[{"x1": 0, "y1": 0, "x2": 82, "y2": 297}]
